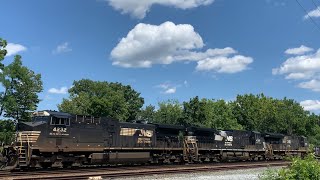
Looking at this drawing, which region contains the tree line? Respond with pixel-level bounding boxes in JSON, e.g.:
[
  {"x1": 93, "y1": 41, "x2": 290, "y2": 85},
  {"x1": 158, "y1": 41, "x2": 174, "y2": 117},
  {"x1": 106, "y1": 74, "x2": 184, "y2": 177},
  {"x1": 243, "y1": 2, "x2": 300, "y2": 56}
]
[
  {"x1": 136, "y1": 94, "x2": 320, "y2": 145},
  {"x1": 57, "y1": 79, "x2": 320, "y2": 145},
  {"x1": 0, "y1": 37, "x2": 319, "y2": 146}
]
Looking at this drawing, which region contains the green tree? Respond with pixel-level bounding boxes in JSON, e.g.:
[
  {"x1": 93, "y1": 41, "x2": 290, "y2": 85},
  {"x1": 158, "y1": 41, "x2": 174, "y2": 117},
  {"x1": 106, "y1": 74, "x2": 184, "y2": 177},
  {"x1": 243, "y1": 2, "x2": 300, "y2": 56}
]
[
  {"x1": 254, "y1": 95, "x2": 278, "y2": 133},
  {"x1": 0, "y1": 38, "x2": 8, "y2": 115},
  {"x1": 153, "y1": 100, "x2": 183, "y2": 124},
  {"x1": 0, "y1": 38, "x2": 7, "y2": 70},
  {"x1": 108, "y1": 82, "x2": 144, "y2": 120},
  {"x1": 230, "y1": 94, "x2": 262, "y2": 131},
  {"x1": 273, "y1": 98, "x2": 308, "y2": 135},
  {"x1": 0, "y1": 38, "x2": 43, "y2": 122},
  {"x1": 137, "y1": 104, "x2": 155, "y2": 121},
  {"x1": 182, "y1": 96, "x2": 207, "y2": 126},
  {"x1": 231, "y1": 93, "x2": 312, "y2": 136},
  {"x1": 58, "y1": 79, "x2": 144, "y2": 121},
  {"x1": 204, "y1": 99, "x2": 242, "y2": 130},
  {"x1": 304, "y1": 113, "x2": 320, "y2": 146},
  {"x1": 1, "y1": 55, "x2": 43, "y2": 121},
  {"x1": 0, "y1": 120, "x2": 15, "y2": 144}
]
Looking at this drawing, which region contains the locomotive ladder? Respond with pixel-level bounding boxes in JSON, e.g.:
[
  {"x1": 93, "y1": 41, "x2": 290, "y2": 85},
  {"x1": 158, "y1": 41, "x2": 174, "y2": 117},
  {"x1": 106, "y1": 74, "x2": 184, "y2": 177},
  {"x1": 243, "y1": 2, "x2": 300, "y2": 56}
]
[
  {"x1": 17, "y1": 133, "x2": 30, "y2": 167},
  {"x1": 264, "y1": 144, "x2": 273, "y2": 159},
  {"x1": 183, "y1": 136, "x2": 199, "y2": 163}
]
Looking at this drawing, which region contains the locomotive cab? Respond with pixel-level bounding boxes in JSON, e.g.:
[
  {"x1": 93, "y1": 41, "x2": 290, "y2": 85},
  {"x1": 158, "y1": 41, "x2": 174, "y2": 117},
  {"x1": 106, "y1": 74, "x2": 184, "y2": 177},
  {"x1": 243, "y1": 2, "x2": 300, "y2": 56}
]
[{"x1": 2, "y1": 111, "x2": 73, "y2": 170}]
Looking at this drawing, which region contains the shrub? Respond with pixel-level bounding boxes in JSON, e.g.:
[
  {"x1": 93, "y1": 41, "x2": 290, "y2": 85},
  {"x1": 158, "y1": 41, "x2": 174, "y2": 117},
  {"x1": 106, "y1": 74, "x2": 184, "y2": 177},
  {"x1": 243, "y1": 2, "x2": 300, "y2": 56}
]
[{"x1": 260, "y1": 153, "x2": 320, "y2": 180}]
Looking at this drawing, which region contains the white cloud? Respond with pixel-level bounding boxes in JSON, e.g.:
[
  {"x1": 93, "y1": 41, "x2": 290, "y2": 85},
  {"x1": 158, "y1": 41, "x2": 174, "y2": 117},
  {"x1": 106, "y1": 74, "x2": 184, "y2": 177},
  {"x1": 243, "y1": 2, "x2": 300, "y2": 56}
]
[
  {"x1": 164, "y1": 87, "x2": 176, "y2": 94},
  {"x1": 184, "y1": 80, "x2": 188, "y2": 87},
  {"x1": 304, "y1": 7, "x2": 320, "y2": 19},
  {"x1": 107, "y1": 0, "x2": 214, "y2": 19},
  {"x1": 156, "y1": 82, "x2": 178, "y2": 94},
  {"x1": 196, "y1": 55, "x2": 253, "y2": 73},
  {"x1": 5, "y1": 43, "x2": 27, "y2": 56},
  {"x1": 284, "y1": 45, "x2": 313, "y2": 55},
  {"x1": 48, "y1": 87, "x2": 68, "y2": 94},
  {"x1": 111, "y1": 22, "x2": 203, "y2": 68},
  {"x1": 157, "y1": 83, "x2": 170, "y2": 89},
  {"x1": 298, "y1": 79, "x2": 320, "y2": 92},
  {"x1": 53, "y1": 42, "x2": 72, "y2": 54},
  {"x1": 273, "y1": 48, "x2": 320, "y2": 80},
  {"x1": 111, "y1": 21, "x2": 253, "y2": 74},
  {"x1": 284, "y1": 72, "x2": 313, "y2": 80},
  {"x1": 300, "y1": 100, "x2": 320, "y2": 111},
  {"x1": 273, "y1": 46, "x2": 320, "y2": 92}
]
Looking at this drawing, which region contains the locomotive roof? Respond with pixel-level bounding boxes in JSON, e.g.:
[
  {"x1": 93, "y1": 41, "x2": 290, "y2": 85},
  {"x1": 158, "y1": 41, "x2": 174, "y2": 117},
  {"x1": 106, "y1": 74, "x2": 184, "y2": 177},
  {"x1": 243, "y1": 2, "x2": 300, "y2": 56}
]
[
  {"x1": 20, "y1": 121, "x2": 47, "y2": 127},
  {"x1": 153, "y1": 123, "x2": 185, "y2": 130},
  {"x1": 263, "y1": 132, "x2": 284, "y2": 138},
  {"x1": 119, "y1": 121, "x2": 155, "y2": 128},
  {"x1": 34, "y1": 110, "x2": 72, "y2": 118},
  {"x1": 187, "y1": 126, "x2": 216, "y2": 133}
]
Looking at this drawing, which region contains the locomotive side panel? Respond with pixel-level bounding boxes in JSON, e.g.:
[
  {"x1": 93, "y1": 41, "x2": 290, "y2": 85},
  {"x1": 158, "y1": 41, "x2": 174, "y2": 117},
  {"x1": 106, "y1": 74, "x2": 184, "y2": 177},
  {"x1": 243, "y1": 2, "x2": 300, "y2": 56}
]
[
  {"x1": 67, "y1": 118, "x2": 105, "y2": 151},
  {"x1": 118, "y1": 122, "x2": 156, "y2": 148},
  {"x1": 154, "y1": 124, "x2": 184, "y2": 149}
]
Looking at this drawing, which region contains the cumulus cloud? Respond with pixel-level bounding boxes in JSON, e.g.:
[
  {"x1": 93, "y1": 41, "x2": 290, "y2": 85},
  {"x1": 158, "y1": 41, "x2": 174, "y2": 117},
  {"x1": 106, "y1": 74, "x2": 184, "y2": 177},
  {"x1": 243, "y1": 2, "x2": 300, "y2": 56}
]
[
  {"x1": 196, "y1": 55, "x2": 253, "y2": 73},
  {"x1": 5, "y1": 43, "x2": 27, "y2": 56},
  {"x1": 284, "y1": 45, "x2": 313, "y2": 55},
  {"x1": 156, "y1": 83, "x2": 178, "y2": 94},
  {"x1": 111, "y1": 22, "x2": 203, "y2": 68},
  {"x1": 273, "y1": 45, "x2": 320, "y2": 92},
  {"x1": 111, "y1": 21, "x2": 253, "y2": 74},
  {"x1": 53, "y1": 42, "x2": 72, "y2": 54},
  {"x1": 272, "y1": 47, "x2": 320, "y2": 80},
  {"x1": 107, "y1": 0, "x2": 214, "y2": 19},
  {"x1": 164, "y1": 87, "x2": 176, "y2": 94},
  {"x1": 304, "y1": 7, "x2": 320, "y2": 19},
  {"x1": 300, "y1": 100, "x2": 320, "y2": 111},
  {"x1": 48, "y1": 87, "x2": 68, "y2": 94},
  {"x1": 298, "y1": 79, "x2": 320, "y2": 92}
]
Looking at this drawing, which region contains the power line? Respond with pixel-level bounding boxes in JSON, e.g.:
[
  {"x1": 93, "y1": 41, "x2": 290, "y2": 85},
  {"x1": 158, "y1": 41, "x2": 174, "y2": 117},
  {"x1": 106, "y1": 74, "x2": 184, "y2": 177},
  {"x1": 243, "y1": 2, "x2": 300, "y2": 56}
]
[
  {"x1": 295, "y1": 0, "x2": 320, "y2": 32},
  {"x1": 311, "y1": 0, "x2": 320, "y2": 13}
]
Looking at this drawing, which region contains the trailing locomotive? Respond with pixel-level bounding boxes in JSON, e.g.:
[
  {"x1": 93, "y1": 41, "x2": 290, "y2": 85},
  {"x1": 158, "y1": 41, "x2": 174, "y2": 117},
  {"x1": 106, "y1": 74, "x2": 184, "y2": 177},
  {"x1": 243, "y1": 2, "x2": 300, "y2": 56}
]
[{"x1": 0, "y1": 110, "x2": 309, "y2": 170}]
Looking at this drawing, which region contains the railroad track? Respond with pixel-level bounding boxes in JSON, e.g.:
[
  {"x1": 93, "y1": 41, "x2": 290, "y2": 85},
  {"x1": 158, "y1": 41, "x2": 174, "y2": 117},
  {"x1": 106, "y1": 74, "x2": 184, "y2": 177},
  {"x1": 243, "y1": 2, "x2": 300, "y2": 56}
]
[{"x1": 0, "y1": 161, "x2": 289, "y2": 180}]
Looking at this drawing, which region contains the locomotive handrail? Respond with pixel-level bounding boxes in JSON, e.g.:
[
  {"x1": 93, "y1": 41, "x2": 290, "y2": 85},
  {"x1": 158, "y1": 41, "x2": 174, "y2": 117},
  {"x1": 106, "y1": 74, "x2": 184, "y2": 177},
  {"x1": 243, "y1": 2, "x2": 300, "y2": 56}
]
[
  {"x1": 19, "y1": 133, "x2": 22, "y2": 151},
  {"x1": 27, "y1": 134, "x2": 30, "y2": 160}
]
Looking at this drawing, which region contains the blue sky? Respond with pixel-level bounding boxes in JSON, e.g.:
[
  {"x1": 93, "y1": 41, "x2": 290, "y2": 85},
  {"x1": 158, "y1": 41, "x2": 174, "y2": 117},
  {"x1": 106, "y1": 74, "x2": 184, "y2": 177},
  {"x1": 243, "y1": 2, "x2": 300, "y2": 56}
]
[{"x1": 1, "y1": 0, "x2": 320, "y2": 112}]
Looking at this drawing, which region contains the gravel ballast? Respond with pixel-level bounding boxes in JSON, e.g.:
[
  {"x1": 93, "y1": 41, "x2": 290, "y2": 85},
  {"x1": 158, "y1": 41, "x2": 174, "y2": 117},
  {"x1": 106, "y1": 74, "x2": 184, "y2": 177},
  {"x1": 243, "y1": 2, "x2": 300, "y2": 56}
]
[{"x1": 114, "y1": 166, "x2": 283, "y2": 180}]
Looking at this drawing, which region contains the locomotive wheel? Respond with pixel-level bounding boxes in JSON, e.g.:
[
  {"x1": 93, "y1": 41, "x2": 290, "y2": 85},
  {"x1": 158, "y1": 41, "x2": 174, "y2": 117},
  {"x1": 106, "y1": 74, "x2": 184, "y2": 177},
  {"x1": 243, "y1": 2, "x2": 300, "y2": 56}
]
[
  {"x1": 63, "y1": 162, "x2": 73, "y2": 168},
  {"x1": 2, "y1": 155, "x2": 18, "y2": 171},
  {"x1": 40, "y1": 162, "x2": 52, "y2": 169}
]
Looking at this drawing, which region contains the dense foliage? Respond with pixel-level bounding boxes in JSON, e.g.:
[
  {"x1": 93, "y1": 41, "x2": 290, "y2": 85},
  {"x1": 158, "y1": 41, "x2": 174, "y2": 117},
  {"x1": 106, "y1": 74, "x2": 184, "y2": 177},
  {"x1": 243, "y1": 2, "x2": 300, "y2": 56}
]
[
  {"x1": 260, "y1": 154, "x2": 320, "y2": 180},
  {"x1": 139, "y1": 97, "x2": 242, "y2": 130},
  {"x1": 0, "y1": 120, "x2": 15, "y2": 145},
  {"x1": 138, "y1": 94, "x2": 320, "y2": 145},
  {"x1": 0, "y1": 38, "x2": 43, "y2": 122},
  {"x1": 58, "y1": 79, "x2": 144, "y2": 121}
]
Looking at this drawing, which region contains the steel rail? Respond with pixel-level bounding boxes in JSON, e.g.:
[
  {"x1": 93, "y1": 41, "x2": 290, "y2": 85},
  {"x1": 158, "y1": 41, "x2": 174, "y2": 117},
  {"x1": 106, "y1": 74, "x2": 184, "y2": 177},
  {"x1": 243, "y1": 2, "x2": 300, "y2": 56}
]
[{"x1": 0, "y1": 161, "x2": 289, "y2": 180}]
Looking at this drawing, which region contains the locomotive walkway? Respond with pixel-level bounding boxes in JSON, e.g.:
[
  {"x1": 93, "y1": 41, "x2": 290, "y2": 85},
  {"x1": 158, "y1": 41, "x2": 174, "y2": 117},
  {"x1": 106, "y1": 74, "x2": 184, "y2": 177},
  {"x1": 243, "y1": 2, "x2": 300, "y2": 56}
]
[{"x1": 0, "y1": 161, "x2": 289, "y2": 180}]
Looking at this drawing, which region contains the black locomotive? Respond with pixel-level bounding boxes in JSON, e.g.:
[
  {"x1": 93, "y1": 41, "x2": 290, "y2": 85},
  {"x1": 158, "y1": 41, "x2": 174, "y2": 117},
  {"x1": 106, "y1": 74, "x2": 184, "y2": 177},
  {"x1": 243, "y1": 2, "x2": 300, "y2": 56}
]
[{"x1": 0, "y1": 110, "x2": 309, "y2": 170}]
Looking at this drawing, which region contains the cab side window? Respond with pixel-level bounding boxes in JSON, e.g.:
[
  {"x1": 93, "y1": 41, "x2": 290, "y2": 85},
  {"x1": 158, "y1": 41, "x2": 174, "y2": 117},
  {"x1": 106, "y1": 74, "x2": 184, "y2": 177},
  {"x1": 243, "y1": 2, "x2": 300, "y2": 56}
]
[{"x1": 50, "y1": 117, "x2": 70, "y2": 126}]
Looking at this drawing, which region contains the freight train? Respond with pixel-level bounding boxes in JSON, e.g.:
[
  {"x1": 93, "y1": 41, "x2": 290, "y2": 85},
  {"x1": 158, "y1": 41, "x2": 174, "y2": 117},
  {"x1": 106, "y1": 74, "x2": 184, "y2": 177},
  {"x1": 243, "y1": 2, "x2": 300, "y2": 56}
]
[{"x1": 0, "y1": 110, "x2": 309, "y2": 170}]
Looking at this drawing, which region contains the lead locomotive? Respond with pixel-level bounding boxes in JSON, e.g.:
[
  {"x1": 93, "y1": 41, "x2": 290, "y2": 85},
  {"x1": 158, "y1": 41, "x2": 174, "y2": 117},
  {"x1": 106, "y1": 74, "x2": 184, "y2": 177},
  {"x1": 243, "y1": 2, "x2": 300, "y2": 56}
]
[{"x1": 0, "y1": 110, "x2": 309, "y2": 170}]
